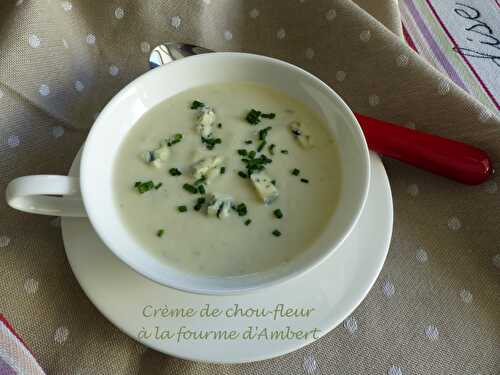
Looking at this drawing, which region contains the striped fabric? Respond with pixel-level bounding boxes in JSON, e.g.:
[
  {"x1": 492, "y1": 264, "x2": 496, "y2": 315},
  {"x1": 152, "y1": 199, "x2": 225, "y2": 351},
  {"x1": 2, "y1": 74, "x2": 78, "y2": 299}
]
[
  {"x1": 0, "y1": 315, "x2": 45, "y2": 375},
  {"x1": 400, "y1": 0, "x2": 500, "y2": 112}
]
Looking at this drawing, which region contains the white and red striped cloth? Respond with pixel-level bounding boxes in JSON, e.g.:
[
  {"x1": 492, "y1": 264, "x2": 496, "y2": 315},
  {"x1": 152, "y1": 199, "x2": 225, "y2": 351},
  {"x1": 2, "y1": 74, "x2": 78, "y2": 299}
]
[{"x1": 0, "y1": 315, "x2": 44, "y2": 375}]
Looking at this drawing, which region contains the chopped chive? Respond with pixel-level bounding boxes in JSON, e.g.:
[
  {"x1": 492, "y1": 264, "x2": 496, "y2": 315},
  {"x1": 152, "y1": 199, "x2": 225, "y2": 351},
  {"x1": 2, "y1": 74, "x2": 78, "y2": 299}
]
[
  {"x1": 201, "y1": 136, "x2": 222, "y2": 150},
  {"x1": 261, "y1": 113, "x2": 276, "y2": 119},
  {"x1": 169, "y1": 168, "x2": 182, "y2": 176},
  {"x1": 272, "y1": 229, "x2": 282, "y2": 237},
  {"x1": 268, "y1": 144, "x2": 276, "y2": 155},
  {"x1": 183, "y1": 183, "x2": 198, "y2": 194},
  {"x1": 258, "y1": 126, "x2": 272, "y2": 141},
  {"x1": 197, "y1": 185, "x2": 206, "y2": 194},
  {"x1": 300, "y1": 178, "x2": 309, "y2": 183},
  {"x1": 235, "y1": 203, "x2": 248, "y2": 216},
  {"x1": 217, "y1": 123, "x2": 222, "y2": 128},
  {"x1": 248, "y1": 150, "x2": 256, "y2": 159},
  {"x1": 291, "y1": 168, "x2": 300, "y2": 176},
  {"x1": 244, "y1": 140, "x2": 253, "y2": 145},
  {"x1": 237, "y1": 149, "x2": 248, "y2": 156},
  {"x1": 154, "y1": 182, "x2": 163, "y2": 190},
  {"x1": 156, "y1": 229, "x2": 165, "y2": 237},
  {"x1": 220, "y1": 166, "x2": 226, "y2": 175},
  {"x1": 166, "y1": 133, "x2": 183, "y2": 147},
  {"x1": 178, "y1": 205, "x2": 188, "y2": 212},
  {"x1": 271, "y1": 180, "x2": 276, "y2": 186},
  {"x1": 190, "y1": 100, "x2": 205, "y2": 109},
  {"x1": 273, "y1": 209, "x2": 283, "y2": 219},
  {"x1": 244, "y1": 219, "x2": 252, "y2": 226},
  {"x1": 194, "y1": 197, "x2": 206, "y2": 211},
  {"x1": 134, "y1": 180, "x2": 155, "y2": 194},
  {"x1": 194, "y1": 176, "x2": 206, "y2": 186},
  {"x1": 238, "y1": 171, "x2": 248, "y2": 179},
  {"x1": 257, "y1": 141, "x2": 267, "y2": 152},
  {"x1": 280, "y1": 149, "x2": 289, "y2": 154}
]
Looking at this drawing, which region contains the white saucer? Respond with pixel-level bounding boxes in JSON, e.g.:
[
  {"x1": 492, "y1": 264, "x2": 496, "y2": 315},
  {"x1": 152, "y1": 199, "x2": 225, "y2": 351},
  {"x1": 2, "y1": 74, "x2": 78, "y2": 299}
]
[{"x1": 62, "y1": 151, "x2": 392, "y2": 364}]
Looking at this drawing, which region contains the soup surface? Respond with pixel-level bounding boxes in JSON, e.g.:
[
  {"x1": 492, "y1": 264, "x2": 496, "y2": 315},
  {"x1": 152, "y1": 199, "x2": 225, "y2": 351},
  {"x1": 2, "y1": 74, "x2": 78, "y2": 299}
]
[{"x1": 114, "y1": 82, "x2": 340, "y2": 276}]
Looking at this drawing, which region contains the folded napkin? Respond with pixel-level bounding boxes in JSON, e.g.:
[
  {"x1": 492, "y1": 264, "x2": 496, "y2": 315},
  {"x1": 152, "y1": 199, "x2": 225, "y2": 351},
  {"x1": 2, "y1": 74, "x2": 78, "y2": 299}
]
[
  {"x1": 0, "y1": 315, "x2": 44, "y2": 375},
  {"x1": 0, "y1": 0, "x2": 498, "y2": 374}
]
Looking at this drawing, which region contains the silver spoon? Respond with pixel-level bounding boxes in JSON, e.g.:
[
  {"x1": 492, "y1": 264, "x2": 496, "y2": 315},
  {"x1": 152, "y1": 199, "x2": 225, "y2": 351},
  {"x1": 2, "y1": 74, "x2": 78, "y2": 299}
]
[{"x1": 148, "y1": 42, "x2": 492, "y2": 185}]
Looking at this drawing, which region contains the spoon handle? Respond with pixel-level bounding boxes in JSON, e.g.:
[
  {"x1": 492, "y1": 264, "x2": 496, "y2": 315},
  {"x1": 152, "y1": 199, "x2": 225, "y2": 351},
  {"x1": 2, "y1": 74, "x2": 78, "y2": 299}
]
[{"x1": 355, "y1": 113, "x2": 493, "y2": 185}]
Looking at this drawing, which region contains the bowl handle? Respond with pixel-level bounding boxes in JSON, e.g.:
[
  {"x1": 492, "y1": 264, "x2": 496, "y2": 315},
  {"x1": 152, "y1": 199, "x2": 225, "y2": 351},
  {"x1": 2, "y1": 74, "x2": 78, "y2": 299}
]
[{"x1": 5, "y1": 175, "x2": 87, "y2": 217}]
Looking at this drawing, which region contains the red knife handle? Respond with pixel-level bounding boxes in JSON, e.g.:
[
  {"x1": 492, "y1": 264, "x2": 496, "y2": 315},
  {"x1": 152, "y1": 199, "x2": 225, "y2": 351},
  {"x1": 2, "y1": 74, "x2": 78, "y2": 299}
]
[{"x1": 355, "y1": 113, "x2": 493, "y2": 185}]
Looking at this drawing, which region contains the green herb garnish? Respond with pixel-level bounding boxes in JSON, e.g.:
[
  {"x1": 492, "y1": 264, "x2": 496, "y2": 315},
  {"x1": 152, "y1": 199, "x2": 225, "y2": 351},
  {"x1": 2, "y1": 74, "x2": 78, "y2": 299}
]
[
  {"x1": 166, "y1": 133, "x2": 183, "y2": 147},
  {"x1": 291, "y1": 168, "x2": 300, "y2": 176},
  {"x1": 154, "y1": 182, "x2": 163, "y2": 190},
  {"x1": 271, "y1": 180, "x2": 276, "y2": 186},
  {"x1": 244, "y1": 219, "x2": 252, "y2": 226},
  {"x1": 241, "y1": 152, "x2": 272, "y2": 176},
  {"x1": 245, "y1": 109, "x2": 276, "y2": 125},
  {"x1": 273, "y1": 209, "x2": 283, "y2": 219},
  {"x1": 300, "y1": 178, "x2": 309, "y2": 183},
  {"x1": 258, "y1": 126, "x2": 272, "y2": 141},
  {"x1": 238, "y1": 171, "x2": 248, "y2": 179},
  {"x1": 183, "y1": 183, "x2": 198, "y2": 194},
  {"x1": 268, "y1": 144, "x2": 276, "y2": 155},
  {"x1": 169, "y1": 168, "x2": 182, "y2": 176},
  {"x1": 157, "y1": 229, "x2": 165, "y2": 237},
  {"x1": 194, "y1": 197, "x2": 206, "y2": 211},
  {"x1": 178, "y1": 205, "x2": 188, "y2": 213},
  {"x1": 194, "y1": 176, "x2": 206, "y2": 186},
  {"x1": 201, "y1": 136, "x2": 222, "y2": 150},
  {"x1": 244, "y1": 140, "x2": 253, "y2": 145},
  {"x1": 235, "y1": 203, "x2": 248, "y2": 216},
  {"x1": 197, "y1": 185, "x2": 206, "y2": 194},
  {"x1": 191, "y1": 100, "x2": 205, "y2": 109},
  {"x1": 280, "y1": 149, "x2": 289, "y2": 154},
  {"x1": 257, "y1": 141, "x2": 267, "y2": 152},
  {"x1": 272, "y1": 229, "x2": 282, "y2": 237},
  {"x1": 220, "y1": 167, "x2": 226, "y2": 174},
  {"x1": 237, "y1": 149, "x2": 248, "y2": 156},
  {"x1": 217, "y1": 123, "x2": 222, "y2": 128},
  {"x1": 134, "y1": 180, "x2": 155, "y2": 194}
]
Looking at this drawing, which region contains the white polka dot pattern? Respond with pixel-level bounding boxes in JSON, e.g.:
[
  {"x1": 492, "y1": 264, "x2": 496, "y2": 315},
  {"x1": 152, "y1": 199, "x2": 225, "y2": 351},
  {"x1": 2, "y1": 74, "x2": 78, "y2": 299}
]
[
  {"x1": 336, "y1": 70, "x2": 346, "y2": 82},
  {"x1": 369, "y1": 94, "x2": 380, "y2": 107},
  {"x1": 171, "y1": 16, "x2": 182, "y2": 29},
  {"x1": 360, "y1": 30, "x2": 371, "y2": 42},
  {"x1": 223, "y1": 30, "x2": 233, "y2": 41},
  {"x1": 24, "y1": 278, "x2": 39, "y2": 294},
  {"x1": 114, "y1": 7, "x2": 124, "y2": 19},
  {"x1": 447, "y1": 217, "x2": 461, "y2": 231},
  {"x1": 343, "y1": 316, "x2": 358, "y2": 334},
  {"x1": 0, "y1": 236, "x2": 11, "y2": 247},
  {"x1": 39, "y1": 84, "x2": 50, "y2": 96},
  {"x1": 407, "y1": 184, "x2": 419, "y2": 197},
  {"x1": 459, "y1": 289, "x2": 473, "y2": 303},
  {"x1": 109, "y1": 65, "x2": 119, "y2": 76},
  {"x1": 382, "y1": 280, "x2": 395, "y2": 298},
  {"x1": 325, "y1": 9, "x2": 336, "y2": 21},
  {"x1": 28, "y1": 34, "x2": 41, "y2": 48},
  {"x1": 54, "y1": 326, "x2": 70, "y2": 344},
  {"x1": 140, "y1": 41, "x2": 150, "y2": 53},
  {"x1": 74, "y1": 80, "x2": 85, "y2": 92},
  {"x1": 416, "y1": 248, "x2": 428, "y2": 263},
  {"x1": 7, "y1": 135, "x2": 20, "y2": 148},
  {"x1": 249, "y1": 8, "x2": 259, "y2": 18},
  {"x1": 305, "y1": 48, "x2": 315, "y2": 59},
  {"x1": 424, "y1": 325, "x2": 439, "y2": 341},
  {"x1": 388, "y1": 366, "x2": 403, "y2": 375},
  {"x1": 302, "y1": 354, "x2": 318, "y2": 374},
  {"x1": 86, "y1": 33, "x2": 96, "y2": 45},
  {"x1": 52, "y1": 126, "x2": 64, "y2": 138}
]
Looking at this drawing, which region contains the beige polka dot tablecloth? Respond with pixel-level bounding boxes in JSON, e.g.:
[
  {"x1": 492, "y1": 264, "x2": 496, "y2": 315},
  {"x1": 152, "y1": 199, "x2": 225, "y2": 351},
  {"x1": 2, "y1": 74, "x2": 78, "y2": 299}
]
[{"x1": 1, "y1": 0, "x2": 499, "y2": 374}]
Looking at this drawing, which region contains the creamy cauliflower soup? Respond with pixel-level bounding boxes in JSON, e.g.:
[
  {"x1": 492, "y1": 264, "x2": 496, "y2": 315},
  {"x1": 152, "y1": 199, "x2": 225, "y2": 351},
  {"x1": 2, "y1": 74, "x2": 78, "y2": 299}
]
[{"x1": 113, "y1": 82, "x2": 340, "y2": 276}]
